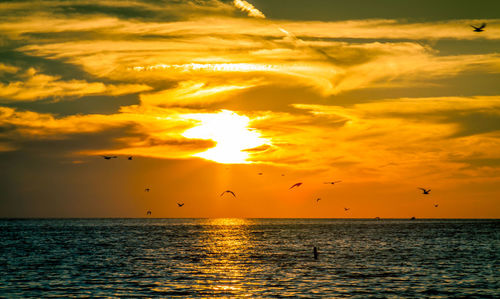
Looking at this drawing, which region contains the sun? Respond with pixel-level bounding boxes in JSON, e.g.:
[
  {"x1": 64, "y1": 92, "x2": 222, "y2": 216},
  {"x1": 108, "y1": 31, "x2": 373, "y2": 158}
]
[{"x1": 181, "y1": 110, "x2": 268, "y2": 164}]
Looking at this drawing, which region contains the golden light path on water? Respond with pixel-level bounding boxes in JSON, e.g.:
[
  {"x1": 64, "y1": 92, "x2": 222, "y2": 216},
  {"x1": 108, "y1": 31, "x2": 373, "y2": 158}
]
[
  {"x1": 181, "y1": 110, "x2": 269, "y2": 164},
  {"x1": 196, "y1": 218, "x2": 253, "y2": 293}
]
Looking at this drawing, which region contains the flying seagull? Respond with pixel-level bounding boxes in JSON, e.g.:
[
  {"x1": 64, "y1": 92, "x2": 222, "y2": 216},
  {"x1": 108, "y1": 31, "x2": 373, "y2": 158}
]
[
  {"x1": 128, "y1": 156, "x2": 133, "y2": 160},
  {"x1": 418, "y1": 188, "x2": 431, "y2": 195},
  {"x1": 289, "y1": 182, "x2": 302, "y2": 189},
  {"x1": 471, "y1": 23, "x2": 486, "y2": 32},
  {"x1": 324, "y1": 180, "x2": 342, "y2": 185},
  {"x1": 434, "y1": 204, "x2": 439, "y2": 208},
  {"x1": 147, "y1": 211, "x2": 151, "y2": 215},
  {"x1": 101, "y1": 155, "x2": 117, "y2": 160},
  {"x1": 177, "y1": 203, "x2": 184, "y2": 207},
  {"x1": 145, "y1": 188, "x2": 150, "y2": 192},
  {"x1": 220, "y1": 190, "x2": 236, "y2": 198},
  {"x1": 344, "y1": 207, "x2": 350, "y2": 211}
]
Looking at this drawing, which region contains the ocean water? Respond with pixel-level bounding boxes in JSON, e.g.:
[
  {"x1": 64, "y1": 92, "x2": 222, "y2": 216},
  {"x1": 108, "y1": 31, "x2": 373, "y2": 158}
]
[{"x1": 0, "y1": 219, "x2": 498, "y2": 298}]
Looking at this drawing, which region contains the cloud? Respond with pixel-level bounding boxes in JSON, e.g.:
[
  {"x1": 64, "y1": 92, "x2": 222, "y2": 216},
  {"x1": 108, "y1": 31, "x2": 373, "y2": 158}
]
[
  {"x1": 0, "y1": 105, "x2": 217, "y2": 159},
  {"x1": 0, "y1": 68, "x2": 151, "y2": 102},
  {"x1": 233, "y1": 0, "x2": 265, "y2": 19},
  {"x1": 0, "y1": 63, "x2": 19, "y2": 74}
]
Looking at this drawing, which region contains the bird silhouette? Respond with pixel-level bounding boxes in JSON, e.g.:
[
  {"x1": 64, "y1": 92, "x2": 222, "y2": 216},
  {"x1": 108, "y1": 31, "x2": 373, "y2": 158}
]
[
  {"x1": 128, "y1": 156, "x2": 133, "y2": 160},
  {"x1": 147, "y1": 211, "x2": 151, "y2": 215},
  {"x1": 434, "y1": 204, "x2": 439, "y2": 208},
  {"x1": 324, "y1": 180, "x2": 342, "y2": 185},
  {"x1": 177, "y1": 203, "x2": 184, "y2": 207},
  {"x1": 316, "y1": 198, "x2": 321, "y2": 202},
  {"x1": 289, "y1": 182, "x2": 302, "y2": 189},
  {"x1": 281, "y1": 174, "x2": 285, "y2": 176},
  {"x1": 101, "y1": 155, "x2": 117, "y2": 160},
  {"x1": 418, "y1": 188, "x2": 431, "y2": 194},
  {"x1": 344, "y1": 207, "x2": 350, "y2": 211},
  {"x1": 471, "y1": 23, "x2": 486, "y2": 32},
  {"x1": 220, "y1": 190, "x2": 236, "y2": 198},
  {"x1": 258, "y1": 172, "x2": 263, "y2": 175},
  {"x1": 145, "y1": 188, "x2": 150, "y2": 192}
]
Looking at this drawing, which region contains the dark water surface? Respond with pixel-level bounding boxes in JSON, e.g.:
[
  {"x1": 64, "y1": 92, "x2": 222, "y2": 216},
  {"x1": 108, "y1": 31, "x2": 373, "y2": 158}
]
[{"x1": 0, "y1": 219, "x2": 499, "y2": 298}]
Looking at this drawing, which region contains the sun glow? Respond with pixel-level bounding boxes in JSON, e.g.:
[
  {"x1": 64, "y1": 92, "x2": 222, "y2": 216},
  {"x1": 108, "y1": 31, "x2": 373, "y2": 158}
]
[{"x1": 181, "y1": 110, "x2": 268, "y2": 164}]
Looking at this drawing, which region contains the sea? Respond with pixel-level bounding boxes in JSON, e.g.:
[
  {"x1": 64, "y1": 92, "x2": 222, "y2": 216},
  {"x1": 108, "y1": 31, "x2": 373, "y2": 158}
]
[{"x1": 0, "y1": 218, "x2": 498, "y2": 298}]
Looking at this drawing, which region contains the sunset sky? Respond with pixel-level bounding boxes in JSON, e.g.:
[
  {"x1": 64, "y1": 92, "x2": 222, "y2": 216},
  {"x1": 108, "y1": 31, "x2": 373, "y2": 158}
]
[{"x1": 1, "y1": 0, "x2": 499, "y2": 218}]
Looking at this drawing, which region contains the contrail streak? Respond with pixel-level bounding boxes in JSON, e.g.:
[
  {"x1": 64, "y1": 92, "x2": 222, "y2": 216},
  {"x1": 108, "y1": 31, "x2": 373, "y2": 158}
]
[{"x1": 233, "y1": 0, "x2": 265, "y2": 19}]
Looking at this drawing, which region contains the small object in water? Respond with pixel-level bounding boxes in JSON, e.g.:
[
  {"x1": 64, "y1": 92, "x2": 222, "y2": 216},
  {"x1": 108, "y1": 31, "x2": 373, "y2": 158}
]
[
  {"x1": 316, "y1": 198, "x2": 321, "y2": 202},
  {"x1": 410, "y1": 216, "x2": 416, "y2": 220},
  {"x1": 434, "y1": 204, "x2": 439, "y2": 208},
  {"x1": 128, "y1": 156, "x2": 133, "y2": 160},
  {"x1": 145, "y1": 188, "x2": 150, "y2": 192},
  {"x1": 313, "y1": 246, "x2": 318, "y2": 260},
  {"x1": 147, "y1": 211, "x2": 151, "y2": 216}
]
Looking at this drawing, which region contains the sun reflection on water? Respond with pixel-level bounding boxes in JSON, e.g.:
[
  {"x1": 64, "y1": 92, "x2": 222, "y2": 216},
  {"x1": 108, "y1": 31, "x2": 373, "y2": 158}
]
[{"x1": 194, "y1": 218, "x2": 254, "y2": 294}]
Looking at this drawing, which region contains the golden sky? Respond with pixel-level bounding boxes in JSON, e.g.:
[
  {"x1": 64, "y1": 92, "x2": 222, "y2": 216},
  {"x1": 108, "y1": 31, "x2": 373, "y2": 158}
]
[{"x1": 1, "y1": 0, "x2": 499, "y2": 218}]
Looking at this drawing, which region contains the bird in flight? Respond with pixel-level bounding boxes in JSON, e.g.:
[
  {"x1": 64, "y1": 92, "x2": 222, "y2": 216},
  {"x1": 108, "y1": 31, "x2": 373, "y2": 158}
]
[
  {"x1": 101, "y1": 155, "x2": 117, "y2": 160},
  {"x1": 344, "y1": 207, "x2": 350, "y2": 211},
  {"x1": 128, "y1": 156, "x2": 133, "y2": 160},
  {"x1": 289, "y1": 182, "x2": 302, "y2": 189},
  {"x1": 146, "y1": 211, "x2": 151, "y2": 215},
  {"x1": 324, "y1": 180, "x2": 342, "y2": 185},
  {"x1": 418, "y1": 188, "x2": 431, "y2": 194},
  {"x1": 145, "y1": 188, "x2": 150, "y2": 192},
  {"x1": 220, "y1": 190, "x2": 236, "y2": 198},
  {"x1": 258, "y1": 172, "x2": 263, "y2": 175},
  {"x1": 434, "y1": 204, "x2": 439, "y2": 208},
  {"x1": 316, "y1": 198, "x2": 321, "y2": 202},
  {"x1": 177, "y1": 203, "x2": 184, "y2": 207},
  {"x1": 471, "y1": 23, "x2": 486, "y2": 32}
]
